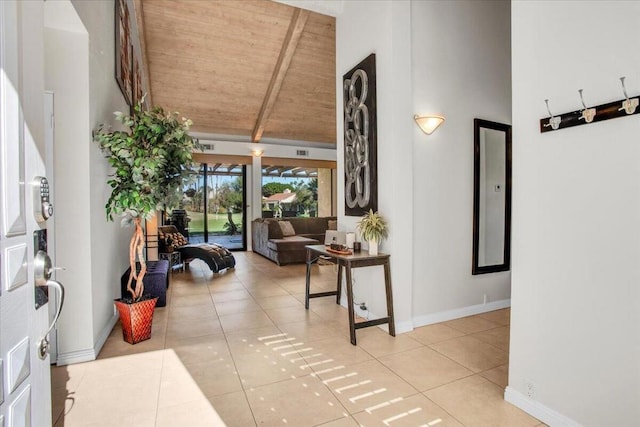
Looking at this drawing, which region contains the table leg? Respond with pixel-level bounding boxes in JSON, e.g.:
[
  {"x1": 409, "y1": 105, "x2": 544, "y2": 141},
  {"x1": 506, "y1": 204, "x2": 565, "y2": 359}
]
[
  {"x1": 336, "y1": 264, "x2": 343, "y2": 304},
  {"x1": 305, "y1": 249, "x2": 312, "y2": 310},
  {"x1": 345, "y1": 264, "x2": 357, "y2": 345},
  {"x1": 383, "y1": 260, "x2": 396, "y2": 337}
]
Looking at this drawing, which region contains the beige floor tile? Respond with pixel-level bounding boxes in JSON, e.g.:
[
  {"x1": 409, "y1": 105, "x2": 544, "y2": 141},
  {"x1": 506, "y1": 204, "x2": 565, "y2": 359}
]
[
  {"x1": 255, "y1": 294, "x2": 303, "y2": 309},
  {"x1": 245, "y1": 375, "x2": 348, "y2": 426},
  {"x1": 276, "y1": 320, "x2": 342, "y2": 344},
  {"x1": 158, "y1": 351, "x2": 208, "y2": 407},
  {"x1": 51, "y1": 253, "x2": 528, "y2": 427},
  {"x1": 165, "y1": 334, "x2": 231, "y2": 366},
  {"x1": 211, "y1": 289, "x2": 252, "y2": 303},
  {"x1": 297, "y1": 336, "x2": 373, "y2": 371},
  {"x1": 356, "y1": 327, "x2": 423, "y2": 357},
  {"x1": 443, "y1": 315, "x2": 501, "y2": 334},
  {"x1": 425, "y1": 375, "x2": 540, "y2": 427},
  {"x1": 352, "y1": 393, "x2": 464, "y2": 427},
  {"x1": 472, "y1": 325, "x2": 510, "y2": 351},
  {"x1": 316, "y1": 359, "x2": 418, "y2": 414},
  {"x1": 477, "y1": 307, "x2": 511, "y2": 325},
  {"x1": 280, "y1": 280, "x2": 308, "y2": 294},
  {"x1": 56, "y1": 411, "x2": 157, "y2": 427},
  {"x1": 168, "y1": 303, "x2": 218, "y2": 321},
  {"x1": 429, "y1": 335, "x2": 508, "y2": 373},
  {"x1": 98, "y1": 330, "x2": 167, "y2": 359},
  {"x1": 214, "y1": 297, "x2": 262, "y2": 316},
  {"x1": 309, "y1": 300, "x2": 349, "y2": 319},
  {"x1": 247, "y1": 285, "x2": 290, "y2": 298},
  {"x1": 219, "y1": 310, "x2": 276, "y2": 332},
  {"x1": 156, "y1": 399, "x2": 226, "y2": 427},
  {"x1": 207, "y1": 280, "x2": 246, "y2": 294},
  {"x1": 265, "y1": 305, "x2": 323, "y2": 325},
  {"x1": 185, "y1": 358, "x2": 243, "y2": 397},
  {"x1": 90, "y1": 346, "x2": 165, "y2": 369},
  {"x1": 171, "y1": 283, "x2": 211, "y2": 296},
  {"x1": 209, "y1": 391, "x2": 257, "y2": 427},
  {"x1": 171, "y1": 293, "x2": 214, "y2": 308},
  {"x1": 479, "y1": 364, "x2": 509, "y2": 389},
  {"x1": 233, "y1": 342, "x2": 311, "y2": 387},
  {"x1": 378, "y1": 347, "x2": 473, "y2": 391},
  {"x1": 225, "y1": 326, "x2": 286, "y2": 356},
  {"x1": 316, "y1": 416, "x2": 360, "y2": 426},
  {"x1": 62, "y1": 366, "x2": 161, "y2": 425},
  {"x1": 407, "y1": 323, "x2": 466, "y2": 345},
  {"x1": 166, "y1": 316, "x2": 222, "y2": 339}
]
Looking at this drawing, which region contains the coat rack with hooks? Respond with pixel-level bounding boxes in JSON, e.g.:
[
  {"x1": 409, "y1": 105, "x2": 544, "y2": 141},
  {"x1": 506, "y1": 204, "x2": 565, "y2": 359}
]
[{"x1": 540, "y1": 77, "x2": 639, "y2": 133}]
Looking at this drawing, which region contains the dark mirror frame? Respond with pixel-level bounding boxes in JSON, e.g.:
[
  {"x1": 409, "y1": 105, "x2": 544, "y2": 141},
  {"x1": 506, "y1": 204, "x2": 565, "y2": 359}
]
[{"x1": 472, "y1": 118, "x2": 512, "y2": 275}]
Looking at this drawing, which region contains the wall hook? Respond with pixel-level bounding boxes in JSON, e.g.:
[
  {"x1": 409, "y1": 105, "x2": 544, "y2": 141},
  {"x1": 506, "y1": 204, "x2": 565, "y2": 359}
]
[
  {"x1": 578, "y1": 89, "x2": 596, "y2": 123},
  {"x1": 543, "y1": 99, "x2": 561, "y2": 130},
  {"x1": 618, "y1": 77, "x2": 638, "y2": 114}
]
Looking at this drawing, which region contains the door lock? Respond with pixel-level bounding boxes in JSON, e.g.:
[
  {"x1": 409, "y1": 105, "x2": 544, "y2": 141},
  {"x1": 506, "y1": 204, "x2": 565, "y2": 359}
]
[{"x1": 33, "y1": 176, "x2": 53, "y2": 222}]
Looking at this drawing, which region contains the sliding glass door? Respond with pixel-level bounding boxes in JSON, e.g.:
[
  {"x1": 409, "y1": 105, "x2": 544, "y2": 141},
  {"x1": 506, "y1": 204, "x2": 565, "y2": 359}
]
[{"x1": 181, "y1": 163, "x2": 246, "y2": 251}]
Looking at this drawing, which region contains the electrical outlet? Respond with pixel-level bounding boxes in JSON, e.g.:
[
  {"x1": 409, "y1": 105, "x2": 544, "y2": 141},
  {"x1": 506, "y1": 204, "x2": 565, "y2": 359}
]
[{"x1": 525, "y1": 379, "x2": 536, "y2": 399}]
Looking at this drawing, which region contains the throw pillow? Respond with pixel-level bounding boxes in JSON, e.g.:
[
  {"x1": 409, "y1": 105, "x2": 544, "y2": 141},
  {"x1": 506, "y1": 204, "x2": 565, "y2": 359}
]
[
  {"x1": 169, "y1": 232, "x2": 189, "y2": 247},
  {"x1": 278, "y1": 221, "x2": 296, "y2": 237},
  {"x1": 328, "y1": 220, "x2": 338, "y2": 230}
]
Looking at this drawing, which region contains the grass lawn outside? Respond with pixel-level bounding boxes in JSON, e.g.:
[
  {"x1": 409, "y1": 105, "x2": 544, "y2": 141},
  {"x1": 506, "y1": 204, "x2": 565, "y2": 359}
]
[{"x1": 187, "y1": 210, "x2": 243, "y2": 234}]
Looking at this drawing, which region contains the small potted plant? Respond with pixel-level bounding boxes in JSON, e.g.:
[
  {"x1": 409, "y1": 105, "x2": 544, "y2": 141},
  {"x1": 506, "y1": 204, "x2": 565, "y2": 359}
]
[
  {"x1": 94, "y1": 99, "x2": 198, "y2": 343},
  {"x1": 357, "y1": 209, "x2": 388, "y2": 255}
]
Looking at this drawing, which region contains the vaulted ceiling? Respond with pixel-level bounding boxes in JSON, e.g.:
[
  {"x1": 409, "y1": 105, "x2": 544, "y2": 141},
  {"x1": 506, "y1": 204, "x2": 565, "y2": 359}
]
[{"x1": 137, "y1": 0, "x2": 336, "y2": 145}]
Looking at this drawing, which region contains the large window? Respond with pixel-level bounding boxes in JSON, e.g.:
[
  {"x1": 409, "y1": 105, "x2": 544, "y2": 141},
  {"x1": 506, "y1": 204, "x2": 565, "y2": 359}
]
[
  {"x1": 261, "y1": 162, "x2": 334, "y2": 218},
  {"x1": 180, "y1": 163, "x2": 246, "y2": 250}
]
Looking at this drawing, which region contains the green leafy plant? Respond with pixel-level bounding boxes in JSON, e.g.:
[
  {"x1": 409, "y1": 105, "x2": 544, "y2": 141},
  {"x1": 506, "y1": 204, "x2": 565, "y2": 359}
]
[
  {"x1": 357, "y1": 209, "x2": 388, "y2": 243},
  {"x1": 94, "y1": 100, "x2": 199, "y2": 301}
]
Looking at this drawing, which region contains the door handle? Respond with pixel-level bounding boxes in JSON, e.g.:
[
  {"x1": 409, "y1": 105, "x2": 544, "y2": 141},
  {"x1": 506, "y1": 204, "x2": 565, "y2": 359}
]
[{"x1": 36, "y1": 279, "x2": 65, "y2": 360}]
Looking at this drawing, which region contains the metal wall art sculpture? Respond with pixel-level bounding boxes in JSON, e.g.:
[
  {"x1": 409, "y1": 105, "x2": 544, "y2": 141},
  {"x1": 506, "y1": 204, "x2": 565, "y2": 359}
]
[{"x1": 343, "y1": 53, "x2": 378, "y2": 216}]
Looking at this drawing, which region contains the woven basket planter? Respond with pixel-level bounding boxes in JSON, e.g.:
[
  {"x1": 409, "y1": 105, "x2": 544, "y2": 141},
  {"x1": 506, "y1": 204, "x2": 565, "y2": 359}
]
[{"x1": 114, "y1": 296, "x2": 158, "y2": 344}]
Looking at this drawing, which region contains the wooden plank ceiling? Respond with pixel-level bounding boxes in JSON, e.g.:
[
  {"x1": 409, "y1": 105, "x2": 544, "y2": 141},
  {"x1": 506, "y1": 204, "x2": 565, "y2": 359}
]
[{"x1": 140, "y1": 0, "x2": 336, "y2": 145}]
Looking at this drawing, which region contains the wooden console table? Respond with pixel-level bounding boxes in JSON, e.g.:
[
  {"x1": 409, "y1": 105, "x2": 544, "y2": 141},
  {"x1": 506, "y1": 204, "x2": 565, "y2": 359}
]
[{"x1": 305, "y1": 244, "x2": 395, "y2": 345}]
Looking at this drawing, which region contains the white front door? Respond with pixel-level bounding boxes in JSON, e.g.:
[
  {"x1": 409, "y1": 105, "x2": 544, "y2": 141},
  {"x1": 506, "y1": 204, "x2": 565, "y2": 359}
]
[{"x1": 1, "y1": 1, "x2": 54, "y2": 426}]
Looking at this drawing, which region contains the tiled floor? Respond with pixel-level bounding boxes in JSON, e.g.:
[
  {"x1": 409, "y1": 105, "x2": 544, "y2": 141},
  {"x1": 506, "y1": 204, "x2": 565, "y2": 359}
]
[{"x1": 51, "y1": 252, "x2": 543, "y2": 427}]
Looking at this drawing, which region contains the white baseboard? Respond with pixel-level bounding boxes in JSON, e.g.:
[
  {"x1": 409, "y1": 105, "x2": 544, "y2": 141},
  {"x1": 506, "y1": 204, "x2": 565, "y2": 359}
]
[
  {"x1": 505, "y1": 386, "x2": 583, "y2": 427},
  {"x1": 412, "y1": 298, "x2": 511, "y2": 328},
  {"x1": 56, "y1": 348, "x2": 96, "y2": 366},
  {"x1": 339, "y1": 299, "x2": 510, "y2": 334},
  {"x1": 56, "y1": 313, "x2": 118, "y2": 366}
]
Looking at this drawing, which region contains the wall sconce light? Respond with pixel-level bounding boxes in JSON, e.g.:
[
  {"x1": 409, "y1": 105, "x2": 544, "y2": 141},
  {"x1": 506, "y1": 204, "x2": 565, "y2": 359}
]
[
  {"x1": 251, "y1": 148, "x2": 264, "y2": 157},
  {"x1": 414, "y1": 114, "x2": 445, "y2": 135}
]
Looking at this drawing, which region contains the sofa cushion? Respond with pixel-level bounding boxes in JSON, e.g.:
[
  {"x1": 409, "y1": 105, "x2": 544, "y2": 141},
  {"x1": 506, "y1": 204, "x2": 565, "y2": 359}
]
[
  {"x1": 267, "y1": 236, "x2": 319, "y2": 252},
  {"x1": 278, "y1": 220, "x2": 296, "y2": 237},
  {"x1": 328, "y1": 220, "x2": 337, "y2": 230},
  {"x1": 267, "y1": 220, "x2": 284, "y2": 239}
]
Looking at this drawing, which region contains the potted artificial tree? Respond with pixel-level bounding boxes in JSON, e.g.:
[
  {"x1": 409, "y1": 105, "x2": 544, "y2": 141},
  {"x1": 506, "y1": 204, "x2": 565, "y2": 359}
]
[
  {"x1": 357, "y1": 209, "x2": 388, "y2": 256},
  {"x1": 94, "y1": 100, "x2": 198, "y2": 343}
]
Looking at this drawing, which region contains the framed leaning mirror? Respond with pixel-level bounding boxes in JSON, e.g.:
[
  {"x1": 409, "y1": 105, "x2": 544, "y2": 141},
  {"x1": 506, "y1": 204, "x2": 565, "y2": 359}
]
[{"x1": 472, "y1": 118, "x2": 512, "y2": 275}]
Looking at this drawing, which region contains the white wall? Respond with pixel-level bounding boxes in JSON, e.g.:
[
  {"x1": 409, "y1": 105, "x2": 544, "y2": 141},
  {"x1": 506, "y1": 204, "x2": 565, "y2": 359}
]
[
  {"x1": 336, "y1": 0, "x2": 415, "y2": 331},
  {"x1": 335, "y1": 0, "x2": 510, "y2": 330},
  {"x1": 508, "y1": 1, "x2": 640, "y2": 425},
  {"x1": 44, "y1": 23, "x2": 95, "y2": 362},
  {"x1": 42, "y1": 0, "x2": 132, "y2": 364},
  {"x1": 410, "y1": 0, "x2": 511, "y2": 324}
]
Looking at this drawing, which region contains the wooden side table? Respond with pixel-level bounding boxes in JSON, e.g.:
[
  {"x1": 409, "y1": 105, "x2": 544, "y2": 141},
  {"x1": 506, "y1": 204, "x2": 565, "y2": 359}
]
[
  {"x1": 159, "y1": 251, "x2": 182, "y2": 272},
  {"x1": 305, "y1": 244, "x2": 395, "y2": 345}
]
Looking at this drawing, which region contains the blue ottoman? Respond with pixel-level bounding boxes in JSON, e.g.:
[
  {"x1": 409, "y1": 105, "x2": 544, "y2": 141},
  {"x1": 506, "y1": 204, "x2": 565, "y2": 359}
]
[{"x1": 120, "y1": 260, "x2": 169, "y2": 307}]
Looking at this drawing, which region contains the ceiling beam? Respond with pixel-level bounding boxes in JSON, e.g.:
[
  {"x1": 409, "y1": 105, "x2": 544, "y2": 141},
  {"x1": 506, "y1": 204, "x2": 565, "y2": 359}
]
[
  {"x1": 251, "y1": 8, "x2": 309, "y2": 143},
  {"x1": 133, "y1": 0, "x2": 153, "y2": 106}
]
